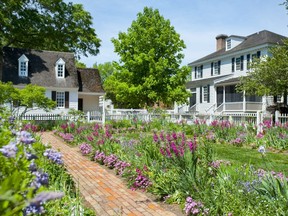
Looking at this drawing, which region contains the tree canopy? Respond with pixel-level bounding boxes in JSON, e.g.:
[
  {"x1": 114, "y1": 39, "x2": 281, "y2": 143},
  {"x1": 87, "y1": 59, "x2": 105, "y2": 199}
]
[
  {"x1": 0, "y1": 82, "x2": 56, "y2": 116},
  {"x1": 104, "y1": 7, "x2": 190, "y2": 108},
  {"x1": 93, "y1": 62, "x2": 117, "y2": 84},
  {"x1": 237, "y1": 39, "x2": 288, "y2": 97},
  {"x1": 0, "y1": 0, "x2": 101, "y2": 58}
]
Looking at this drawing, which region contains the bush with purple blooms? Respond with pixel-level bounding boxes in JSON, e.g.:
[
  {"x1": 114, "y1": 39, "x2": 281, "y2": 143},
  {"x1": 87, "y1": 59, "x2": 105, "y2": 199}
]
[
  {"x1": 184, "y1": 197, "x2": 209, "y2": 215},
  {"x1": 130, "y1": 168, "x2": 152, "y2": 191},
  {"x1": 79, "y1": 143, "x2": 92, "y2": 155},
  {"x1": 44, "y1": 148, "x2": 63, "y2": 165}
]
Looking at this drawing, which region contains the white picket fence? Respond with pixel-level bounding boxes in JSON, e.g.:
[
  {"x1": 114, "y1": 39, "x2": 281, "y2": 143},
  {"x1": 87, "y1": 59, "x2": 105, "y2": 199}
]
[{"x1": 18, "y1": 110, "x2": 288, "y2": 130}]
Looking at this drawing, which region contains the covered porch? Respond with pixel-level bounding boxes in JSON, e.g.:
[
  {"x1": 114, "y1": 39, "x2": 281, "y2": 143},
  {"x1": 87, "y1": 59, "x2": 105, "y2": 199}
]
[{"x1": 213, "y1": 77, "x2": 263, "y2": 113}]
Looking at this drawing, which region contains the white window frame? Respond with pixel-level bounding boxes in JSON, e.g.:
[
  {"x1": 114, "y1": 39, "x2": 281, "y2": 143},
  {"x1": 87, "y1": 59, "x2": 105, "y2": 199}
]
[
  {"x1": 203, "y1": 86, "x2": 208, "y2": 102},
  {"x1": 55, "y1": 58, "x2": 65, "y2": 78},
  {"x1": 56, "y1": 92, "x2": 65, "y2": 108},
  {"x1": 235, "y1": 57, "x2": 241, "y2": 71},
  {"x1": 18, "y1": 54, "x2": 29, "y2": 77},
  {"x1": 213, "y1": 61, "x2": 220, "y2": 75},
  {"x1": 196, "y1": 66, "x2": 203, "y2": 79}
]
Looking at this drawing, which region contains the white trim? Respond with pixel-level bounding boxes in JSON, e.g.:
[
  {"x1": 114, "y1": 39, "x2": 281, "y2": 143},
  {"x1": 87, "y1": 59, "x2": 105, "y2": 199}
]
[
  {"x1": 18, "y1": 54, "x2": 29, "y2": 77},
  {"x1": 55, "y1": 58, "x2": 65, "y2": 78},
  {"x1": 78, "y1": 92, "x2": 105, "y2": 96},
  {"x1": 190, "y1": 44, "x2": 269, "y2": 66}
]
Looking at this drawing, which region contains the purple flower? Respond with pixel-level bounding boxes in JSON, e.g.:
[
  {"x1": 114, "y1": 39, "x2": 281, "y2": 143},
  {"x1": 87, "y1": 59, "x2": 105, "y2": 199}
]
[
  {"x1": 17, "y1": 131, "x2": 35, "y2": 144},
  {"x1": 131, "y1": 168, "x2": 151, "y2": 191},
  {"x1": 23, "y1": 203, "x2": 45, "y2": 215},
  {"x1": 24, "y1": 191, "x2": 64, "y2": 215},
  {"x1": 43, "y1": 149, "x2": 63, "y2": 165},
  {"x1": 103, "y1": 154, "x2": 118, "y2": 168},
  {"x1": 79, "y1": 143, "x2": 92, "y2": 155},
  {"x1": 94, "y1": 151, "x2": 106, "y2": 163},
  {"x1": 31, "y1": 191, "x2": 64, "y2": 204},
  {"x1": 184, "y1": 196, "x2": 206, "y2": 215},
  {"x1": 153, "y1": 133, "x2": 159, "y2": 142},
  {"x1": 25, "y1": 151, "x2": 38, "y2": 161},
  {"x1": 0, "y1": 141, "x2": 18, "y2": 158},
  {"x1": 31, "y1": 171, "x2": 49, "y2": 189},
  {"x1": 29, "y1": 161, "x2": 38, "y2": 172},
  {"x1": 114, "y1": 160, "x2": 131, "y2": 176},
  {"x1": 256, "y1": 132, "x2": 264, "y2": 139},
  {"x1": 58, "y1": 133, "x2": 74, "y2": 142}
]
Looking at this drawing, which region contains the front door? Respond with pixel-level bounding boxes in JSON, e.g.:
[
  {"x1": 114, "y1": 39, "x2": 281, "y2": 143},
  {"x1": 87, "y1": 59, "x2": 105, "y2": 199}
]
[
  {"x1": 78, "y1": 98, "x2": 83, "y2": 111},
  {"x1": 189, "y1": 88, "x2": 196, "y2": 107},
  {"x1": 216, "y1": 86, "x2": 223, "y2": 107}
]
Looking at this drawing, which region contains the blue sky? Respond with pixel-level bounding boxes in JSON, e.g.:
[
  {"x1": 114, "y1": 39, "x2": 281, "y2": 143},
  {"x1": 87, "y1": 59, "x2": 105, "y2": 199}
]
[{"x1": 68, "y1": 0, "x2": 288, "y2": 67}]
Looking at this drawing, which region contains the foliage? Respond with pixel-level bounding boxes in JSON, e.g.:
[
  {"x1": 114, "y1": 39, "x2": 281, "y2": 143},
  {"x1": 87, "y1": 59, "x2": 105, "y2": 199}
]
[
  {"x1": 54, "y1": 117, "x2": 288, "y2": 215},
  {"x1": 0, "y1": 82, "x2": 56, "y2": 117},
  {"x1": 0, "y1": 0, "x2": 101, "y2": 58},
  {"x1": 15, "y1": 84, "x2": 56, "y2": 116},
  {"x1": 105, "y1": 7, "x2": 190, "y2": 108},
  {"x1": 237, "y1": 39, "x2": 288, "y2": 97},
  {"x1": 75, "y1": 60, "x2": 87, "y2": 68},
  {"x1": 0, "y1": 110, "x2": 94, "y2": 215},
  {"x1": 93, "y1": 62, "x2": 117, "y2": 84}
]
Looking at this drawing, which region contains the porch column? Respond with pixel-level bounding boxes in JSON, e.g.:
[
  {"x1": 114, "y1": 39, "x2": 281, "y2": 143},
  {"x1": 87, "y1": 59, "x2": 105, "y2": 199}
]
[
  {"x1": 243, "y1": 91, "x2": 246, "y2": 112},
  {"x1": 223, "y1": 86, "x2": 226, "y2": 112}
]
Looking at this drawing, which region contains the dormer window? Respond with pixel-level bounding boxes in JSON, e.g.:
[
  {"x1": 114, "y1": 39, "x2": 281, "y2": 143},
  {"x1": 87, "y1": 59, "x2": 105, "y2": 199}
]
[
  {"x1": 226, "y1": 39, "x2": 231, "y2": 50},
  {"x1": 55, "y1": 58, "x2": 65, "y2": 78},
  {"x1": 18, "y1": 54, "x2": 29, "y2": 77}
]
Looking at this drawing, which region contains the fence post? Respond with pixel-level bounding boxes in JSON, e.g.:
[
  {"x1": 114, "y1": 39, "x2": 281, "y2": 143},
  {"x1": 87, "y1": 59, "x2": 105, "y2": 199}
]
[
  {"x1": 87, "y1": 111, "x2": 90, "y2": 123},
  {"x1": 256, "y1": 111, "x2": 263, "y2": 134},
  {"x1": 275, "y1": 110, "x2": 280, "y2": 124},
  {"x1": 102, "y1": 96, "x2": 106, "y2": 126},
  {"x1": 209, "y1": 114, "x2": 214, "y2": 125}
]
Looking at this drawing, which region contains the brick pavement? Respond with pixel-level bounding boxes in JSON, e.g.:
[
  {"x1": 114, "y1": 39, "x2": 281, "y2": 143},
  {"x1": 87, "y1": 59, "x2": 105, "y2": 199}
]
[{"x1": 40, "y1": 132, "x2": 182, "y2": 216}]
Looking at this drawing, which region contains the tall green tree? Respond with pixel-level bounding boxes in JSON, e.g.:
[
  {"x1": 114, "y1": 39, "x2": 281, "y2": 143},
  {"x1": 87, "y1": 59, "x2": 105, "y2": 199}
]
[
  {"x1": 237, "y1": 39, "x2": 288, "y2": 99},
  {"x1": 93, "y1": 62, "x2": 117, "y2": 84},
  {"x1": 105, "y1": 7, "x2": 190, "y2": 108},
  {"x1": 0, "y1": 0, "x2": 101, "y2": 57}
]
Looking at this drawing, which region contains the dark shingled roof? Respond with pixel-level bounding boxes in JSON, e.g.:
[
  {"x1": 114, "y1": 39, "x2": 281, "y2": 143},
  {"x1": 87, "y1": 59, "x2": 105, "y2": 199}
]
[
  {"x1": 2, "y1": 47, "x2": 78, "y2": 88},
  {"x1": 189, "y1": 30, "x2": 287, "y2": 65},
  {"x1": 77, "y1": 68, "x2": 104, "y2": 93}
]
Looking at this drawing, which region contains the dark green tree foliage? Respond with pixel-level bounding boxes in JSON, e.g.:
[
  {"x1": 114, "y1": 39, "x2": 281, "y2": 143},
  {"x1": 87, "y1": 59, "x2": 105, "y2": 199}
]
[
  {"x1": 237, "y1": 39, "x2": 288, "y2": 97},
  {"x1": 105, "y1": 7, "x2": 190, "y2": 108},
  {"x1": 0, "y1": 0, "x2": 101, "y2": 57}
]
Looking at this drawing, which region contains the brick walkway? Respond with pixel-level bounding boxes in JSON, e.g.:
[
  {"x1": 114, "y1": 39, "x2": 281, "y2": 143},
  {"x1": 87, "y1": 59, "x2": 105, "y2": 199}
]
[{"x1": 40, "y1": 132, "x2": 182, "y2": 216}]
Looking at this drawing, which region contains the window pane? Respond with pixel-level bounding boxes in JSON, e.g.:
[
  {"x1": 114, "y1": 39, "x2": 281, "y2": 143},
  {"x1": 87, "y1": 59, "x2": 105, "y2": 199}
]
[
  {"x1": 203, "y1": 86, "x2": 208, "y2": 102},
  {"x1": 20, "y1": 62, "x2": 27, "y2": 76},
  {"x1": 236, "y1": 58, "x2": 241, "y2": 71},
  {"x1": 56, "y1": 92, "x2": 65, "y2": 107},
  {"x1": 58, "y1": 65, "x2": 64, "y2": 77}
]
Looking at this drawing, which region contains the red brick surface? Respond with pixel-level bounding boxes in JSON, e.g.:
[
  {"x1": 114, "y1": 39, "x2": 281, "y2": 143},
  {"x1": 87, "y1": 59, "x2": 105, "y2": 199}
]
[{"x1": 40, "y1": 132, "x2": 180, "y2": 216}]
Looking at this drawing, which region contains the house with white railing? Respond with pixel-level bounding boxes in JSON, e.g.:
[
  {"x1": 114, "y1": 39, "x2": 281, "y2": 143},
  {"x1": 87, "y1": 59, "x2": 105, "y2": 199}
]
[{"x1": 177, "y1": 30, "x2": 286, "y2": 115}]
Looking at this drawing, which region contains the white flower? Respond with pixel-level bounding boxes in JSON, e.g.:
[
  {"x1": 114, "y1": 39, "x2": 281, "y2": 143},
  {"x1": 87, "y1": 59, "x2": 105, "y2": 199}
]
[{"x1": 258, "y1": 145, "x2": 266, "y2": 154}]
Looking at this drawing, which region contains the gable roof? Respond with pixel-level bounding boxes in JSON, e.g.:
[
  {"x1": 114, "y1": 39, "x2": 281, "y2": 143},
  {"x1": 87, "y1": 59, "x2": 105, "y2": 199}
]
[
  {"x1": 189, "y1": 30, "x2": 286, "y2": 65},
  {"x1": 77, "y1": 68, "x2": 104, "y2": 93},
  {"x1": 2, "y1": 47, "x2": 78, "y2": 88}
]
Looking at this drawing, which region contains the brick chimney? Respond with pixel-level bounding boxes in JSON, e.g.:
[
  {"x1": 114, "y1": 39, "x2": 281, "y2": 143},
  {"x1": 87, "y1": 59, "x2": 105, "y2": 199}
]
[{"x1": 216, "y1": 34, "x2": 228, "y2": 51}]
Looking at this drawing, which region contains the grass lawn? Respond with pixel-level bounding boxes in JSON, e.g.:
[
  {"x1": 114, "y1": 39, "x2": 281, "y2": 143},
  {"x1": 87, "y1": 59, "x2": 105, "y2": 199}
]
[{"x1": 214, "y1": 143, "x2": 288, "y2": 174}]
